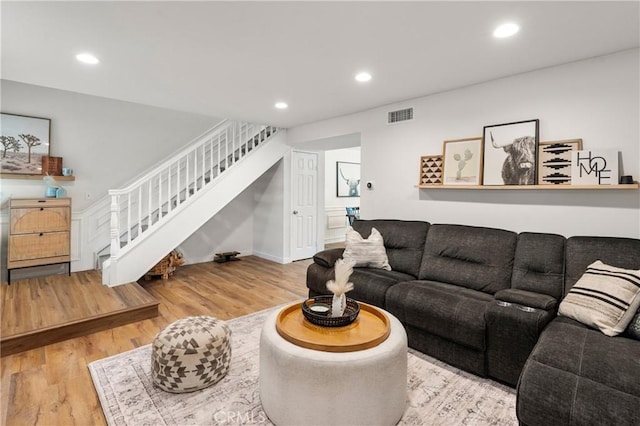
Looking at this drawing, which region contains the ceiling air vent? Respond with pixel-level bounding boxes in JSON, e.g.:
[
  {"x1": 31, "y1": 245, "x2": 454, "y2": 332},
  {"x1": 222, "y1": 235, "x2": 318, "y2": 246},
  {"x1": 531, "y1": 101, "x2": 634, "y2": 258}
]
[{"x1": 388, "y1": 107, "x2": 413, "y2": 124}]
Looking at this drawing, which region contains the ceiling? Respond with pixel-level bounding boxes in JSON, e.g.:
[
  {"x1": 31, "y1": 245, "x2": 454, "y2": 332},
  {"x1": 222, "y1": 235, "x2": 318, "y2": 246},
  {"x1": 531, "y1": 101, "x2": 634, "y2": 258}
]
[{"x1": 2, "y1": 1, "x2": 639, "y2": 129}]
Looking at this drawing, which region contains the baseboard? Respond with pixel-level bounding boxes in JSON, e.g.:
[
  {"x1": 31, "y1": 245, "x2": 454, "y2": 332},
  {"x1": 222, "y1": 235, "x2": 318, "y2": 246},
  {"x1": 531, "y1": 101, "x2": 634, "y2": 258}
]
[
  {"x1": 252, "y1": 250, "x2": 287, "y2": 264},
  {"x1": 324, "y1": 236, "x2": 346, "y2": 244},
  {"x1": 183, "y1": 250, "x2": 253, "y2": 266}
]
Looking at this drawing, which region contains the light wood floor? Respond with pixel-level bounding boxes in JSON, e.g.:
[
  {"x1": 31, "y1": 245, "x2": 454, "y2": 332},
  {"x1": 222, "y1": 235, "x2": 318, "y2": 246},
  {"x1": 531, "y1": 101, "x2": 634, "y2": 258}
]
[{"x1": 1, "y1": 256, "x2": 312, "y2": 426}]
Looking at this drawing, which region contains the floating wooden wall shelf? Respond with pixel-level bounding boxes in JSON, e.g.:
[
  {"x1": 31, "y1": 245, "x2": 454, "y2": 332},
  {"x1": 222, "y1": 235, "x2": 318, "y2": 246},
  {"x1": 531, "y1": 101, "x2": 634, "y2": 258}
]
[
  {"x1": 0, "y1": 174, "x2": 75, "y2": 181},
  {"x1": 418, "y1": 183, "x2": 639, "y2": 190}
]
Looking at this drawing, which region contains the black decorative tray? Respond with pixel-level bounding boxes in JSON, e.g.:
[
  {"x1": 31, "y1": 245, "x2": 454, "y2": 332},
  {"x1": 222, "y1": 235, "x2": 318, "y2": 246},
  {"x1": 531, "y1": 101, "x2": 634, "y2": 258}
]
[{"x1": 301, "y1": 296, "x2": 360, "y2": 327}]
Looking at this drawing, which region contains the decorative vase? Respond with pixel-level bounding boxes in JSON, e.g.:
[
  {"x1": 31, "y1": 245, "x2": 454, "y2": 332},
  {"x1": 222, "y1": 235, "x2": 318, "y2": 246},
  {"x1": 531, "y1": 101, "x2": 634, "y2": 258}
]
[{"x1": 331, "y1": 293, "x2": 346, "y2": 317}]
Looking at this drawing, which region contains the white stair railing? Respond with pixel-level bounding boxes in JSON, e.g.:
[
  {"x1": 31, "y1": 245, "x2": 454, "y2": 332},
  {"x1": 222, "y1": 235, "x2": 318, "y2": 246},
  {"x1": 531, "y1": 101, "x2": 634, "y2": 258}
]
[{"x1": 107, "y1": 121, "x2": 278, "y2": 261}]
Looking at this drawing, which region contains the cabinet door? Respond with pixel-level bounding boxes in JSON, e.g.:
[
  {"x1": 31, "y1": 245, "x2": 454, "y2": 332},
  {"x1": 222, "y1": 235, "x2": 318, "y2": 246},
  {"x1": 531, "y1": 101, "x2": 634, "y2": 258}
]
[
  {"x1": 8, "y1": 232, "x2": 71, "y2": 262},
  {"x1": 10, "y1": 207, "x2": 70, "y2": 234}
]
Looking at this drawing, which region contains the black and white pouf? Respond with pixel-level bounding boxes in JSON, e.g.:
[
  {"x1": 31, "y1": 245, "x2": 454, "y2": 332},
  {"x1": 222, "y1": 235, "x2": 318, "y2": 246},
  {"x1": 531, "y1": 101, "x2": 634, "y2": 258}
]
[{"x1": 151, "y1": 316, "x2": 232, "y2": 393}]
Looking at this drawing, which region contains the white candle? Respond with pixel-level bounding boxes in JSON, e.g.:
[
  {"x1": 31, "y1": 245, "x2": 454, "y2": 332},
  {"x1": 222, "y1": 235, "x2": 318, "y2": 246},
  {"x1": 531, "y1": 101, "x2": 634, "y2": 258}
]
[{"x1": 309, "y1": 304, "x2": 330, "y2": 314}]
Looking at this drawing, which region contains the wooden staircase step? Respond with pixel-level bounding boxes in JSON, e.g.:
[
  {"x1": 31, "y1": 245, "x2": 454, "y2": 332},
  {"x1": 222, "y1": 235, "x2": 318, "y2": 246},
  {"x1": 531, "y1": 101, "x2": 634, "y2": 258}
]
[{"x1": 1, "y1": 271, "x2": 159, "y2": 356}]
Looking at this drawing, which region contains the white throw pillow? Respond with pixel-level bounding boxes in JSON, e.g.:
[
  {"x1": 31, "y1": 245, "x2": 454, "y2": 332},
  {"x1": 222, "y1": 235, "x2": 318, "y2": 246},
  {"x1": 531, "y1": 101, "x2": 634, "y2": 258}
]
[
  {"x1": 559, "y1": 260, "x2": 640, "y2": 336},
  {"x1": 342, "y1": 227, "x2": 391, "y2": 271}
]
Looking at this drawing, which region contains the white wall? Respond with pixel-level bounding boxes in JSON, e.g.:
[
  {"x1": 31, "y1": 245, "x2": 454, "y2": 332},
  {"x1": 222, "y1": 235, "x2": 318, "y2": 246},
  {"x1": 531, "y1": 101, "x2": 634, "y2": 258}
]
[
  {"x1": 178, "y1": 186, "x2": 255, "y2": 265},
  {"x1": 253, "y1": 156, "x2": 291, "y2": 263},
  {"x1": 289, "y1": 49, "x2": 640, "y2": 238},
  {"x1": 0, "y1": 80, "x2": 221, "y2": 210},
  {"x1": 325, "y1": 147, "x2": 361, "y2": 243}
]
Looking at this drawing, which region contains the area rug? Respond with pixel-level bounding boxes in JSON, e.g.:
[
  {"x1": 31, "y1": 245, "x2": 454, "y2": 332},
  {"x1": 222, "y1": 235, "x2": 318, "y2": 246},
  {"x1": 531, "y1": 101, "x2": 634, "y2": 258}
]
[{"x1": 89, "y1": 307, "x2": 517, "y2": 426}]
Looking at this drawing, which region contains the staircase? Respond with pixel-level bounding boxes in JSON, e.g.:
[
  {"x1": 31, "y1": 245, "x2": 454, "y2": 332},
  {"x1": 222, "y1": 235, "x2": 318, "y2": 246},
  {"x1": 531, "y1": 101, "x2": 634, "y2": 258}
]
[{"x1": 101, "y1": 120, "x2": 288, "y2": 287}]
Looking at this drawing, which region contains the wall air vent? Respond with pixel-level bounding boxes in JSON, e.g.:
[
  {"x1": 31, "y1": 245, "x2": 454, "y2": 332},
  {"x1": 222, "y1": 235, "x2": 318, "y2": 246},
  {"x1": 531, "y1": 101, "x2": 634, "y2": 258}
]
[{"x1": 388, "y1": 107, "x2": 413, "y2": 124}]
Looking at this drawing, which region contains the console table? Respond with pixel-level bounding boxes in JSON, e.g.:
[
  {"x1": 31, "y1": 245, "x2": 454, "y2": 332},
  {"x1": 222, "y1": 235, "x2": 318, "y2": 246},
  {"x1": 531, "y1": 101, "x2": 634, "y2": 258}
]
[{"x1": 7, "y1": 198, "x2": 71, "y2": 284}]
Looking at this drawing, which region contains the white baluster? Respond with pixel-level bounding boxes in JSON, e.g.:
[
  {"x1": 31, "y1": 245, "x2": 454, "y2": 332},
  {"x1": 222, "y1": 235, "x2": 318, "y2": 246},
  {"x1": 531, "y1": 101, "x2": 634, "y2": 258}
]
[
  {"x1": 177, "y1": 157, "x2": 181, "y2": 205},
  {"x1": 110, "y1": 194, "x2": 120, "y2": 258},
  {"x1": 168, "y1": 165, "x2": 172, "y2": 211},
  {"x1": 126, "y1": 192, "x2": 132, "y2": 245},
  {"x1": 137, "y1": 186, "x2": 142, "y2": 236},
  {"x1": 158, "y1": 171, "x2": 162, "y2": 219},
  {"x1": 147, "y1": 179, "x2": 152, "y2": 226},
  {"x1": 192, "y1": 148, "x2": 197, "y2": 193}
]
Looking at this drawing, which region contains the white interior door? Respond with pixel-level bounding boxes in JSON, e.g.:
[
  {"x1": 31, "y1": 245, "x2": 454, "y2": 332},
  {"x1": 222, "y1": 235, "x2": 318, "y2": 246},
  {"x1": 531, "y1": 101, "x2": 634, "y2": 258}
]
[{"x1": 291, "y1": 151, "x2": 318, "y2": 261}]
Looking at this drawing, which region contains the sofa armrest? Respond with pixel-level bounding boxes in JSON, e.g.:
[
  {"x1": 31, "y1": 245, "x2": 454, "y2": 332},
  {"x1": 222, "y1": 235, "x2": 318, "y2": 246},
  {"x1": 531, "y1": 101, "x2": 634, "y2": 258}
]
[
  {"x1": 313, "y1": 248, "x2": 345, "y2": 268},
  {"x1": 495, "y1": 289, "x2": 557, "y2": 311}
]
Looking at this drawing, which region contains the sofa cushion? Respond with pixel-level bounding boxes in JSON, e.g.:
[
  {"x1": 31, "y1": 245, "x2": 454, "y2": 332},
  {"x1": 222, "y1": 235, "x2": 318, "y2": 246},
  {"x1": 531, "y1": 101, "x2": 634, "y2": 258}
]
[
  {"x1": 347, "y1": 268, "x2": 416, "y2": 308},
  {"x1": 418, "y1": 224, "x2": 517, "y2": 294},
  {"x1": 558, "y1": 260, "x2": 640, "y2": 336},
  {"x1": 352, "y1": 219, "x2": 429, "y2": 277},
  {"x1": 386, "y1": 280, "x2": 493, "y2": 350},
  {"x1": 527, "y1": 316, "x2": 640, "y2": 399},
  {"x1": 343, "y1": 227, "x2": 391, "y2": 270},
  {"x1": 565, "y1": 236, "x2": 640, "y2": 295},
  {"x1": 512, "y1": 232, "x2": 565, "y2": 300}
]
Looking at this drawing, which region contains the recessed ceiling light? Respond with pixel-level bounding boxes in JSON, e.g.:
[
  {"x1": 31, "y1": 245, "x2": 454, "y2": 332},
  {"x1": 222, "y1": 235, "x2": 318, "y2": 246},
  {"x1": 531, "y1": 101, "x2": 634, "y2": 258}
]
[
  {"x1": 274, "y1": 102, "x2": 288, "y2": 109},
  {"x1": 493, "y1": 23, "x2": 519, "y2": 39},
  {"x1": 355, "y1": 72, "x2": 372, "y2": 82},
  {"x1": 76, "y1": 53, "x2": 99, "y2": 64}
]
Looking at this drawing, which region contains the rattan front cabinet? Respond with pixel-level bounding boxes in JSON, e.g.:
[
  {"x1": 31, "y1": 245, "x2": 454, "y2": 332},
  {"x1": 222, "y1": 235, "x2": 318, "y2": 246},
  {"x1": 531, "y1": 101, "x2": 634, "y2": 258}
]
[{"x1": 7, "y1": 198, "x2": 71, "y2": 283}]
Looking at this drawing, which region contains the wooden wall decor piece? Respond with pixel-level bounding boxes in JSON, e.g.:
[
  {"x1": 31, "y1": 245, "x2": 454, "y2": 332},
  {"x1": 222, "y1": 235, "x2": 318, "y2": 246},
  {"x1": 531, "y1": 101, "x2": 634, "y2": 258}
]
[
  {"x1": 419, "y1": 155, "x2": 443, "y2": 185},
  {"x1": 538, "y1": 139, "x2": 583, "y2": 185}
]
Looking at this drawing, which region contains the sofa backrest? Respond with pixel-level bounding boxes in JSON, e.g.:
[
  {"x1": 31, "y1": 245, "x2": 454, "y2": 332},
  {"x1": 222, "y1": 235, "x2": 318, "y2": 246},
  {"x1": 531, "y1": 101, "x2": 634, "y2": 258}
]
[
  {"x1": 564, "y1": 236, "x2": 640, "y2": 295},
  {"x1": 511, "y1": 232, "x2": 565, "y2": 300},
  {"x1": 418, "y1": 224, "x2": 517, "y2": 294},
  {"x1": 352, "y1": 219, "x2": 430, "y2": 277}
]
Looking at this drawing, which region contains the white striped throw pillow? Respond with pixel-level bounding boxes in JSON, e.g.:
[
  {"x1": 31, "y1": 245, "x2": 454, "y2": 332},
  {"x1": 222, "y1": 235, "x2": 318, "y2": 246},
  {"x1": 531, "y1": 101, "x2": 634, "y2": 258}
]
[
  {"x1": 559, "y1": 260, "x2": 640, "y2": 336},
  {"x1": 342, "y1": 227, "x2": 391, "y2": 271}
]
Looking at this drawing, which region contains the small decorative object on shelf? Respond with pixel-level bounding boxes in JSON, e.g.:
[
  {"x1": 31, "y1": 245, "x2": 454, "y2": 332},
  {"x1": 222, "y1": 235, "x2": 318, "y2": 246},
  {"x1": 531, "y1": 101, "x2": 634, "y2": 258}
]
[
  {"x1": 537, "y1": 139, "x2": 583, "y2": 185},
  {"x1": 43, "y1": 175, "x2": 66, "y2": 198},
  {"x1": 419, "y1": 155, "x2": 443, "y2": 185},
  {"x1": 301, "y1": 296, "x2": 360, "y2": 327},
  {"x1": 42, "y1": 156, "x2": 63, "y2": 176},
  {"x1": 571, "y1": 150, "x2": 619, "y2": 185},
  {"x1": 327, "y1": 258, "x2": 356, "y2": 317}
]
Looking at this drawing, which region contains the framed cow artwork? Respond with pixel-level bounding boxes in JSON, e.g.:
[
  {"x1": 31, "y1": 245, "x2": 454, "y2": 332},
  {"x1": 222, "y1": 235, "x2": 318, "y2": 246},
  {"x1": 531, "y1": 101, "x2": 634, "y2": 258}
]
[{"x1": 482, "y1": 119, "x2": 539, "y2": 186}]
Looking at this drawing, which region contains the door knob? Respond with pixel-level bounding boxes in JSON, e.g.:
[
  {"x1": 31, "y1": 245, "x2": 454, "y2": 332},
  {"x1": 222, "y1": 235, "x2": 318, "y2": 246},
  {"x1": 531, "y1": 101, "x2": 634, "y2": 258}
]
[{"x1": 293, "y1": 210, "x2": 299, "y2": 215}]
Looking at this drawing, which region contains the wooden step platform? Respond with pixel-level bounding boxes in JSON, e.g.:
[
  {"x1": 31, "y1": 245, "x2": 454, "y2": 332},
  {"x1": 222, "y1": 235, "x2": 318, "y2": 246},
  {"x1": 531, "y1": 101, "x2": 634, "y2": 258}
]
[{"x1": 1, "y1": 270, "x2": 158, "y2": 356}]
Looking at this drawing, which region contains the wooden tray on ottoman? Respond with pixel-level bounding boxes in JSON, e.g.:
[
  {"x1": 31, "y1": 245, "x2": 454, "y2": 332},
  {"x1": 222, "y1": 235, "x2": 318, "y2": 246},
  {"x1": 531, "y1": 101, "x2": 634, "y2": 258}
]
[{"x1": 275, "y1": 302, "x2": 390, "y2": 352}]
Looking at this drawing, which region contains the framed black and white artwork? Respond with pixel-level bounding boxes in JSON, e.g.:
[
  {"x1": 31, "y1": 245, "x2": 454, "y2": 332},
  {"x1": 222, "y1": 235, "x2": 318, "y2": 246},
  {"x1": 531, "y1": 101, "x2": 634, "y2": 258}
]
[
  {"x1": 336, "y1": 161, "x2": 360, "y2": 197},
  {"x1": 0, "y1": 113, "x2": 51, "y2": 175},
  {"x1": 482, "y1": 119, "x2": 539, "y2": 186}
]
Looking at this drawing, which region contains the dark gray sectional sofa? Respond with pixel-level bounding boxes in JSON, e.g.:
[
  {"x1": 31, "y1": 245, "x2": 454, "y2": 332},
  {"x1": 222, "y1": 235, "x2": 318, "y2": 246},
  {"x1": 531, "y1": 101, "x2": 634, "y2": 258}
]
[{"x1": 306, "y1": 219, "x2": 640, "y2": 426}]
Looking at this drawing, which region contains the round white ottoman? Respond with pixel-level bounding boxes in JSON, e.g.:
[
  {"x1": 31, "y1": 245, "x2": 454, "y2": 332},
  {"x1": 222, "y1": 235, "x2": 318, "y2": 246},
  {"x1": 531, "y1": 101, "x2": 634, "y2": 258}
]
[
  {"x1": 152, "y1": 316, "x2": 231, "y2": 393},
  {"x1": 259, "y1": 307, "x2": 408, "y2": 426}
]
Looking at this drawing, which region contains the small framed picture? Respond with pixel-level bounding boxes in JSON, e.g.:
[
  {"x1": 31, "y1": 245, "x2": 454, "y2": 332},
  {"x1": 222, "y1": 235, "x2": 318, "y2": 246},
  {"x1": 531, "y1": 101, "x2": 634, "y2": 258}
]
[
  {"x1": 442, "y1": 137, "x2": 483, "y2": 185},
  {"x1": 538, "y1": 139, "x2": 583, "y2": 185},
  {"x1": 482, "y1": 119, "x2": 539, "y2": 186},
  {"x1": 419, "y1": 155, "x2": 443, "y2": 185},
  {"x1": 336, "y1": 161, "x2": 360, "y2": 197},
  {"x1": 571, "y1": 150, "x2": 619, "y2": 185}
]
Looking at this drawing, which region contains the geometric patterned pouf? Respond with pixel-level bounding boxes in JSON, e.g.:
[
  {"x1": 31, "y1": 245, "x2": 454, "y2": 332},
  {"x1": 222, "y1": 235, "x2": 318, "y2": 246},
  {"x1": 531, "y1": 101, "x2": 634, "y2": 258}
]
[{"x1": 151, "y1": 316, "x2": 232, "y2": 393}]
